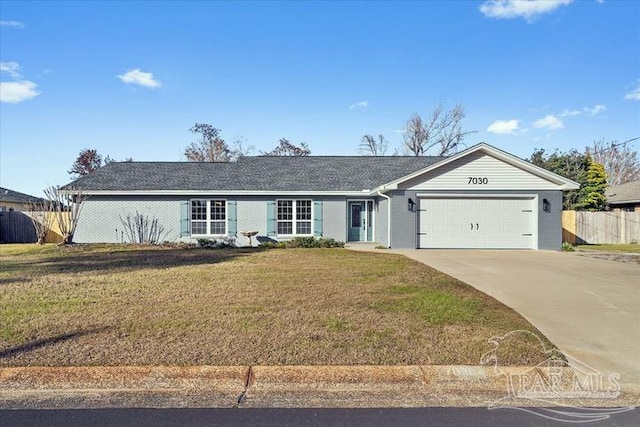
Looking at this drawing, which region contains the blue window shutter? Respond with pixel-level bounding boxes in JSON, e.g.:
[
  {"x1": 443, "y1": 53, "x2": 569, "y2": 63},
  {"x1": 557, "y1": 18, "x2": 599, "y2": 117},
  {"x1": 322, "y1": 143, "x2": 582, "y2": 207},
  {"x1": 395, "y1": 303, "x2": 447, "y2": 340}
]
[
  {"x1": 180, "y1": 200, "x2": 190, "y2": 237},
  {"x1": 227, "y1": 200, "x2": 237, "y2": 235},
  {"x1": 267, "y1": 201, "x2": 276, "y2": 236},
  {"x1": 314, "y1": 200, "x2": 323, "y2": 237}
]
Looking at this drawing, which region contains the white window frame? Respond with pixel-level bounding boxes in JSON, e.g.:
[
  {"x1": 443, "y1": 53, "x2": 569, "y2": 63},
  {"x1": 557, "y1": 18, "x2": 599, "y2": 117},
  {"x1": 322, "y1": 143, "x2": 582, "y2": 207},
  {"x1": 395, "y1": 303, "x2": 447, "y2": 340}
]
[
  {"x1": 190, "y1": 199, "x2": 228, "y2": 236},
  {"x1": 276, "y1": 199, "x2": 313, "y2": 236}
]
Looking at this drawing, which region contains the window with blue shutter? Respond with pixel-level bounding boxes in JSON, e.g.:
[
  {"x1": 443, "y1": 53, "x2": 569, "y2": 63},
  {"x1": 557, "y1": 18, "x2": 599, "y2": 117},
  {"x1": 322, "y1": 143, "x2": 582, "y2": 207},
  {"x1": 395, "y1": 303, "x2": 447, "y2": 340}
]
[{"x1": 313, "y1": 200, "x2": 323, "y2": 237}]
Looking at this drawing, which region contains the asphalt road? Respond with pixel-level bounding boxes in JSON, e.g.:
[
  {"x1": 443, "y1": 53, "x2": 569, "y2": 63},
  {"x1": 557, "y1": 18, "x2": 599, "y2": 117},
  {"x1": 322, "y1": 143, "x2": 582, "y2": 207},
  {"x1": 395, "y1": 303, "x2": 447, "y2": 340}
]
[{"x1": 1, "y1": 407, "x2": 638, "y2": 427}]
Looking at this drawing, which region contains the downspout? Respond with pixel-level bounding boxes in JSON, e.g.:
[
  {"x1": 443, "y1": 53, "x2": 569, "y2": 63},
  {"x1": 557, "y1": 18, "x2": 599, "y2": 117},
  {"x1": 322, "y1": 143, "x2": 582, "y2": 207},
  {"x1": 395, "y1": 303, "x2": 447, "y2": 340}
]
[{"x1": 376, "y1": 189, "x2": 392, "y2": 248}]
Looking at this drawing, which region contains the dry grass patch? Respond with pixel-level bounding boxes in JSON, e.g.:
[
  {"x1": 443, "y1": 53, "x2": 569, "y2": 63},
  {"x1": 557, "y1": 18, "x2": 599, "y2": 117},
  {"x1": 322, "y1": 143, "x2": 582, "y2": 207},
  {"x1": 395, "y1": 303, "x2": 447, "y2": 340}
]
[{"x1": 0, "y1": 244, "x2": 559, "y2": 367}]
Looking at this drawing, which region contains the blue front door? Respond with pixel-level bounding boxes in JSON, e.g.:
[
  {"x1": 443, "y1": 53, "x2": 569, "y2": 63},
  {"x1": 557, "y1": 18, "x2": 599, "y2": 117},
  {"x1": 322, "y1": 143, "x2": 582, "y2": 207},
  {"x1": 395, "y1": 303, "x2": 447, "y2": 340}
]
[{"x1": 348, "y1": 201, "x2": 366, "y2": 242}]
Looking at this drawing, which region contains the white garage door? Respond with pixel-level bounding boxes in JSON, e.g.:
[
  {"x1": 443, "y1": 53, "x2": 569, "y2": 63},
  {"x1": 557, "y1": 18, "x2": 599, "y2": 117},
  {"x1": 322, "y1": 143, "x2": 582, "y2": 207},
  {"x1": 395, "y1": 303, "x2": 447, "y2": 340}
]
[{"x1": 418, "y1": 197, "x2": 535, "y2": 249}]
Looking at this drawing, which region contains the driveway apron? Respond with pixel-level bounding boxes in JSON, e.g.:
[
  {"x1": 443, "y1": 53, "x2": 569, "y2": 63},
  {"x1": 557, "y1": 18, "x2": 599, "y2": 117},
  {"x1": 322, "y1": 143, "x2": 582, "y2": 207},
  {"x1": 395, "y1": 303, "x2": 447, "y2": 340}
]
[{"x1": 387, "y1": 249, "x2": 640, "y2": 388}]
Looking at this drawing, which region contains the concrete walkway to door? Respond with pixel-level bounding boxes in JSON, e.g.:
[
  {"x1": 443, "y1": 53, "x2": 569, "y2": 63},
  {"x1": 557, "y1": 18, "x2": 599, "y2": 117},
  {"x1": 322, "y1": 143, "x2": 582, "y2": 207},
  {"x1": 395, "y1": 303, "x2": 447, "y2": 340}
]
[{"x1": 347, "y1": 245, "x2": 640, "y2": 390}]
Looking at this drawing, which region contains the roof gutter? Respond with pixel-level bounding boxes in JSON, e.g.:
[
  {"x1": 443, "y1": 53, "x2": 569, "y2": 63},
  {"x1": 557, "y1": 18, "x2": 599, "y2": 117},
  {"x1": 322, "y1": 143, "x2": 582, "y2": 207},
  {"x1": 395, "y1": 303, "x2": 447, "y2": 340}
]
[{"x1": 376, "y1": 188, "x2": 392, "y2": 248}]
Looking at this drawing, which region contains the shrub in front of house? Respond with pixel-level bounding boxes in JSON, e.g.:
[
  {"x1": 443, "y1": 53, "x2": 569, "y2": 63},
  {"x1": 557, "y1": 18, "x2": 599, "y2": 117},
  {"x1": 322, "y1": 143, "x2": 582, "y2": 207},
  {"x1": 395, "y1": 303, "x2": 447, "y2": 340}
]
[
  {"x1": 285, "y1": 237, "x2": 345, "y2": 248},
  {"x1": 259, "y1": 237, "x2": 344, "y2": 249},
  {"x1": 196, "y1": 237, "x2": 236, "y2": 249}
]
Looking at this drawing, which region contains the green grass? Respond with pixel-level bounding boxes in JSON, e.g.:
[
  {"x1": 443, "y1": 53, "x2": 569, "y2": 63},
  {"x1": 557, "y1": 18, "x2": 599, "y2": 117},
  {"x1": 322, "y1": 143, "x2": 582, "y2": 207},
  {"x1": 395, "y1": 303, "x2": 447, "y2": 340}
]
[
  {"x1": 376, "y1": 286, "x2": 481, "y2": 325},
  {"x1": 0, "y1": 244, "x2": 558, "y2": 367},
  {"x1": 575, "y1": 243, "x2": 640, "y2": 253}
]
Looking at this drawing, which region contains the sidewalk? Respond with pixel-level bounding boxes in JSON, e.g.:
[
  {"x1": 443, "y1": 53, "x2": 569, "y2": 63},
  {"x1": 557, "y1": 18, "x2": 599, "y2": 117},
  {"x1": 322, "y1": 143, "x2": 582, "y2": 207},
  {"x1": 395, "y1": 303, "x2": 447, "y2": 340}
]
[{"x1": 1, "y1": 365, "x2": 638, "y2": 409}]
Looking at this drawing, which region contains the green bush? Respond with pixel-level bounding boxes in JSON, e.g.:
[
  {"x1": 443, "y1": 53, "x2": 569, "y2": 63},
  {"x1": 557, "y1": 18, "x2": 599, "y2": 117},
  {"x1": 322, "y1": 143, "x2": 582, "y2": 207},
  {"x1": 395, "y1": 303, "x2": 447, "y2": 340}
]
[
  {"x1": 197, "y1": 237, "x2": 236, "y2": 249},
  {"x1": 286, "y1": 237, "x2": 345, "y2": 248},
  {"x1": 561, "y1": 242, "x2": 575, "y2": 252},
  {"x1": 162, "y1": 241, "x2": 197, "y2": 249},
  {"x1": 260, "y1": 237, "x2": 345, "y2": 249}
]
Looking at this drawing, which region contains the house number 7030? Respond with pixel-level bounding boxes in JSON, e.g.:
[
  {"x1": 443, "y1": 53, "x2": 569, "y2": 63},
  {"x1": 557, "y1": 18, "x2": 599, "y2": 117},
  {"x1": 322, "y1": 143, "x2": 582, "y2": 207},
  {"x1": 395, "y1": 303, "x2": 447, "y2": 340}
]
[{"x1": 468, "y1": 177, "x2": 488, "y2": 184}]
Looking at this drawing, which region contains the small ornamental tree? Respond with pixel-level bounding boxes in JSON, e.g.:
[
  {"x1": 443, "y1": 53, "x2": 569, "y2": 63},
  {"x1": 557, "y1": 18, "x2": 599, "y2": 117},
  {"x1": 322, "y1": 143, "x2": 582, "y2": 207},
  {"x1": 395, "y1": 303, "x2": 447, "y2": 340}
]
[
  {"x1": 24, "y1": 198, "x2": 54, "y2": 244},
  {"x1": 43, "y1": 186, "x2": 87, "y2": 245}
]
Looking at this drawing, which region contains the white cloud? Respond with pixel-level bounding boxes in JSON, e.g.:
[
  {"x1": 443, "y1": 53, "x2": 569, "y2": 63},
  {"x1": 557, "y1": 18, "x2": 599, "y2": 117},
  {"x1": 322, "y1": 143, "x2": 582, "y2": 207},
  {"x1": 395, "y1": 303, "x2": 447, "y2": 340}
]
[
  {"x1": 0, "y1": 20, "x2": 25, "y2": 28},
  {"x1": 584, "y1": 104, "x2": 606, "y2": 116},
  {"x1": 625, "y1": 81, "x2": 640, "y2": 101},
  {"x1": 533, "y1": 114, "x2": 563, "y2": 130},
  {"x1": 0, "y1": 81, "x2": 40, "y2": 103},
  {"x1": 0, "y1": 61, "x2": 40, "y2": 103},
  {"x1": 558, "y1": 104, "x2": 606, "y2": 118},
  {"x1": 349, "y1": 101, "x2": 368, "y2": 110},
  {"x1": 487, "y1": 119, "x2": 520, "y2": 134},
  {"x1": 559, "y1": 108, "x2": 581, "y2": 117},
  {"x1": 117, "y1": 68, "x2": 161, "y2": 89},
  {"x1": 0, "y1": 61, "x2": 21, "y2": 79},
  {"x1": 479, "y1": 0, "x2": 574, "y2": 22}
]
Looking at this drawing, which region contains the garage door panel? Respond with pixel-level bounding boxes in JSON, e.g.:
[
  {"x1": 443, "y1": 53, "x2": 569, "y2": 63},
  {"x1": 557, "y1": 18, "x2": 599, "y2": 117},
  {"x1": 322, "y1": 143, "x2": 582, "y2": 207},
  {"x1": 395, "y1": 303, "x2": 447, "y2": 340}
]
[{"x1": 418, "y1": 197, "x2": 534, "y2": 249}]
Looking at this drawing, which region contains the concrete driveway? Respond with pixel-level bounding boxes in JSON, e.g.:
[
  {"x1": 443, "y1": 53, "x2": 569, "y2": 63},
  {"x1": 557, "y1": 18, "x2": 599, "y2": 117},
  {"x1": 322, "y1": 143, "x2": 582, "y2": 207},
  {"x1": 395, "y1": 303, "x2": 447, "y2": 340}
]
[{"x1": 385, "y1": 249, "x2": 640, "y2": 388}]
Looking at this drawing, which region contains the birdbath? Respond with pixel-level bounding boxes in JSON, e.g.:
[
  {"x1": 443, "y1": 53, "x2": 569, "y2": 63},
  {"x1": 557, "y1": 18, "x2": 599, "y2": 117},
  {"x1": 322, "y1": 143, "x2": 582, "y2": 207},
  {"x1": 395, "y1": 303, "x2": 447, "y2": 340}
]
[{"x1": 240, "y1": 230, "x2": 259, "y2": 247}]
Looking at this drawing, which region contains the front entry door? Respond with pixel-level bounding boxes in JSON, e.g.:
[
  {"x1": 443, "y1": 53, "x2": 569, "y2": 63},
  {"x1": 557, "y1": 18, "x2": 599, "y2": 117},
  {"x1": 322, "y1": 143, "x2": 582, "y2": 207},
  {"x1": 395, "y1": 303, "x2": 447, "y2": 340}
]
[{"x1": 348, "y1": 201, "x2": 373, "y2": 242}]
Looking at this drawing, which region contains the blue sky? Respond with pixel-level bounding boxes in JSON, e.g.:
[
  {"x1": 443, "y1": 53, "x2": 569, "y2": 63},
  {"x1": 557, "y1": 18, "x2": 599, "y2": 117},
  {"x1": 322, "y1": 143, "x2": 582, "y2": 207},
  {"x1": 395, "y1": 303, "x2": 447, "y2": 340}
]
[{"x1": 1, "y1": 0, "x2": 639, "y2": 197}]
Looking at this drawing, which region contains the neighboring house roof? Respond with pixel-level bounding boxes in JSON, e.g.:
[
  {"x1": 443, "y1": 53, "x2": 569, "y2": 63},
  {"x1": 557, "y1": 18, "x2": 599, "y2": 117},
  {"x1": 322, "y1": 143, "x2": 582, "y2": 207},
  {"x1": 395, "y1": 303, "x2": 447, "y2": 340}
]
[
  {"x1": 606, "y1": 180, "x2": 640, "y2": 205},
  {"x1": 0, "y1": 187, "x2": 47, "y2": 205},
  {"x1": 63, "y1": 156, "x2": 444, "y2": 193},
  {"x1": 63, "y1": 143, "x2": 581, "y2": 195}
]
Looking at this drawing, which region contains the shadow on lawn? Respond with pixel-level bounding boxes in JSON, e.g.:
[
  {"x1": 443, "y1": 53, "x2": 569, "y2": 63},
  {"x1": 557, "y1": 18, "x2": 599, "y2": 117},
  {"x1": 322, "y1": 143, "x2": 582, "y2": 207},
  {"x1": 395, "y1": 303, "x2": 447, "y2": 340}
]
[
  {"x1": 0, "y1": 326, "x2": 109, "y2": 359},
  {"x1": 4, "y1": 247, "x2": 261, "y2": 277}
]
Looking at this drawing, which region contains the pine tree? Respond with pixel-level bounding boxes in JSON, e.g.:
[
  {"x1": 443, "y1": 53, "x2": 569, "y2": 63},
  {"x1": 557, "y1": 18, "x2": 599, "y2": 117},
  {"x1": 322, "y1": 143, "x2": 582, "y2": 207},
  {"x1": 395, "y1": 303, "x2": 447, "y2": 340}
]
[{"x1": 580, "y1": 157, "x2": 608, "y2": 211}]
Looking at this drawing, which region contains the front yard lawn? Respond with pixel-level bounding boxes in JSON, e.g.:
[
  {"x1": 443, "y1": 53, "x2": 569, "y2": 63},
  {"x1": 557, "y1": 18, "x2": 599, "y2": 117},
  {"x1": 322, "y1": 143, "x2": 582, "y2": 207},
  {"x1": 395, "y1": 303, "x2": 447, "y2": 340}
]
[{"x1": 1, "y1": 244, "x2": 556, "y2": 366}]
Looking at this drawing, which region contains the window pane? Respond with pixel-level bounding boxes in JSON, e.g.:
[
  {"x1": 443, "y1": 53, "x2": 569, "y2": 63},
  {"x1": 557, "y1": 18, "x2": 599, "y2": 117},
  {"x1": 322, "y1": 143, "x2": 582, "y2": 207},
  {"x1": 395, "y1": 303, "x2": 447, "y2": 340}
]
[
  {"x1": 278, "y1": 222, "x2": 293, "y2": 235},
  {"x1": 210, "y1": 200, "x2": 226, "y2": 221},
  {"x1": 351, "y1": 204, "x2": 361, "y2": 227},
  {"x1": 296, "y1": 221, "x2": 311, "y2": 235},
  {"x1": 210, "y1": 221, "x2": 226, "y2": 235},
  {"x1": 297, "y1": 200, "x2": 312, "y2": 220},
  {"x1": 192, "y1": 222, "x2": 207, "y2": 235},
  {"x1": 277, "y1": 200, "x2": 293, "y2": 220},
  {"x1": 191, "y1": 200, "x2": 207, "y2": 220}
]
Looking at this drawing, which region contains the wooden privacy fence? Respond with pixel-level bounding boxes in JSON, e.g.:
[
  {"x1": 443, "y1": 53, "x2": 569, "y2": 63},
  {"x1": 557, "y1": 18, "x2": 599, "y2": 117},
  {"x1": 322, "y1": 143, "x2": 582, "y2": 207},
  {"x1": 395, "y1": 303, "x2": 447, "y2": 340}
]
[
  {"x1": 562, "y1": 210, "x2": 640, "y2": 245},
  {"x1": 0, "y1": 211, "x2": 67, "y2": 244}
]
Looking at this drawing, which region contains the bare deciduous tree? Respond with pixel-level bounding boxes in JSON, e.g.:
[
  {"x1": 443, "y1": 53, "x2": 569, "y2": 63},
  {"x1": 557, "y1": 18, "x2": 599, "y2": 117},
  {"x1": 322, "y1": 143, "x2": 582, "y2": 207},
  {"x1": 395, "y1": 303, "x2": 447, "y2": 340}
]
[
  {"x1": 24, "y1": 198, "x2": 54, "y2": 244},
  {"x1": 184, "y1": 123, "x2": 232, "y2": 162},
  {"x1": 403, "y1": 102, "x2": 475, "y2": 156},
  {"x1": 359, "y1": 134, "x2": 389, "y2": 156},
  {"x1": 587, "y1": 139, "x2": 640, "y2": 185},
  {"x1": 261, "y1": 138, "x2": 311, "y2": 156},
  {"x1": 231, "y1": 137, "x2": 255, "y2": 159},
  {"x1": 119, "y1": 212, "x2": 169, "y2": 245},
  {"x1": 43, "y1": 186, "x2": 87, "y2": 245}
]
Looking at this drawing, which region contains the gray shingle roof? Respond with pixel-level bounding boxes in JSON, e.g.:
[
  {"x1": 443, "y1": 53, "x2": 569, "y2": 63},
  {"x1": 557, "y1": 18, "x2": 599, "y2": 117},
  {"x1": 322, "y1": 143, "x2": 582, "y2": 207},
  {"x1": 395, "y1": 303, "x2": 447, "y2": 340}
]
[
  {"x1": 0, "y1": 187, "x2": 47, "y2": 204},
  {"x1": 606, "y1": 180, "x2": 640, "y2": 204},
  {"x1": 63, "y1": 156, "x2": 444, "y2": 192}
]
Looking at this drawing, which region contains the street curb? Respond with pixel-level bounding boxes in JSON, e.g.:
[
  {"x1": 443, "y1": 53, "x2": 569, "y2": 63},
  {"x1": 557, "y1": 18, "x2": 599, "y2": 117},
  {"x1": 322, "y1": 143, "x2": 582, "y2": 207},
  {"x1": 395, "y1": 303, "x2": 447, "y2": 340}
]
[{"x1": 1, "y1": 365, "x2": 638, "y2": 409}]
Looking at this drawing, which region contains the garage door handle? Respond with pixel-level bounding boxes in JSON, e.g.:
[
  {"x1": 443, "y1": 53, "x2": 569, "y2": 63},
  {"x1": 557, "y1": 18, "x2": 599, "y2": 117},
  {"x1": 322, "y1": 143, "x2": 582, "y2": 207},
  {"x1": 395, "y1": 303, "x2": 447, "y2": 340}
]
[
  {"x1": 470, "y1": 223, "x2": 474, "y2": 230},
  {"x1": 477, "y1": 223, "x2": 479, "y2": 230}
]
